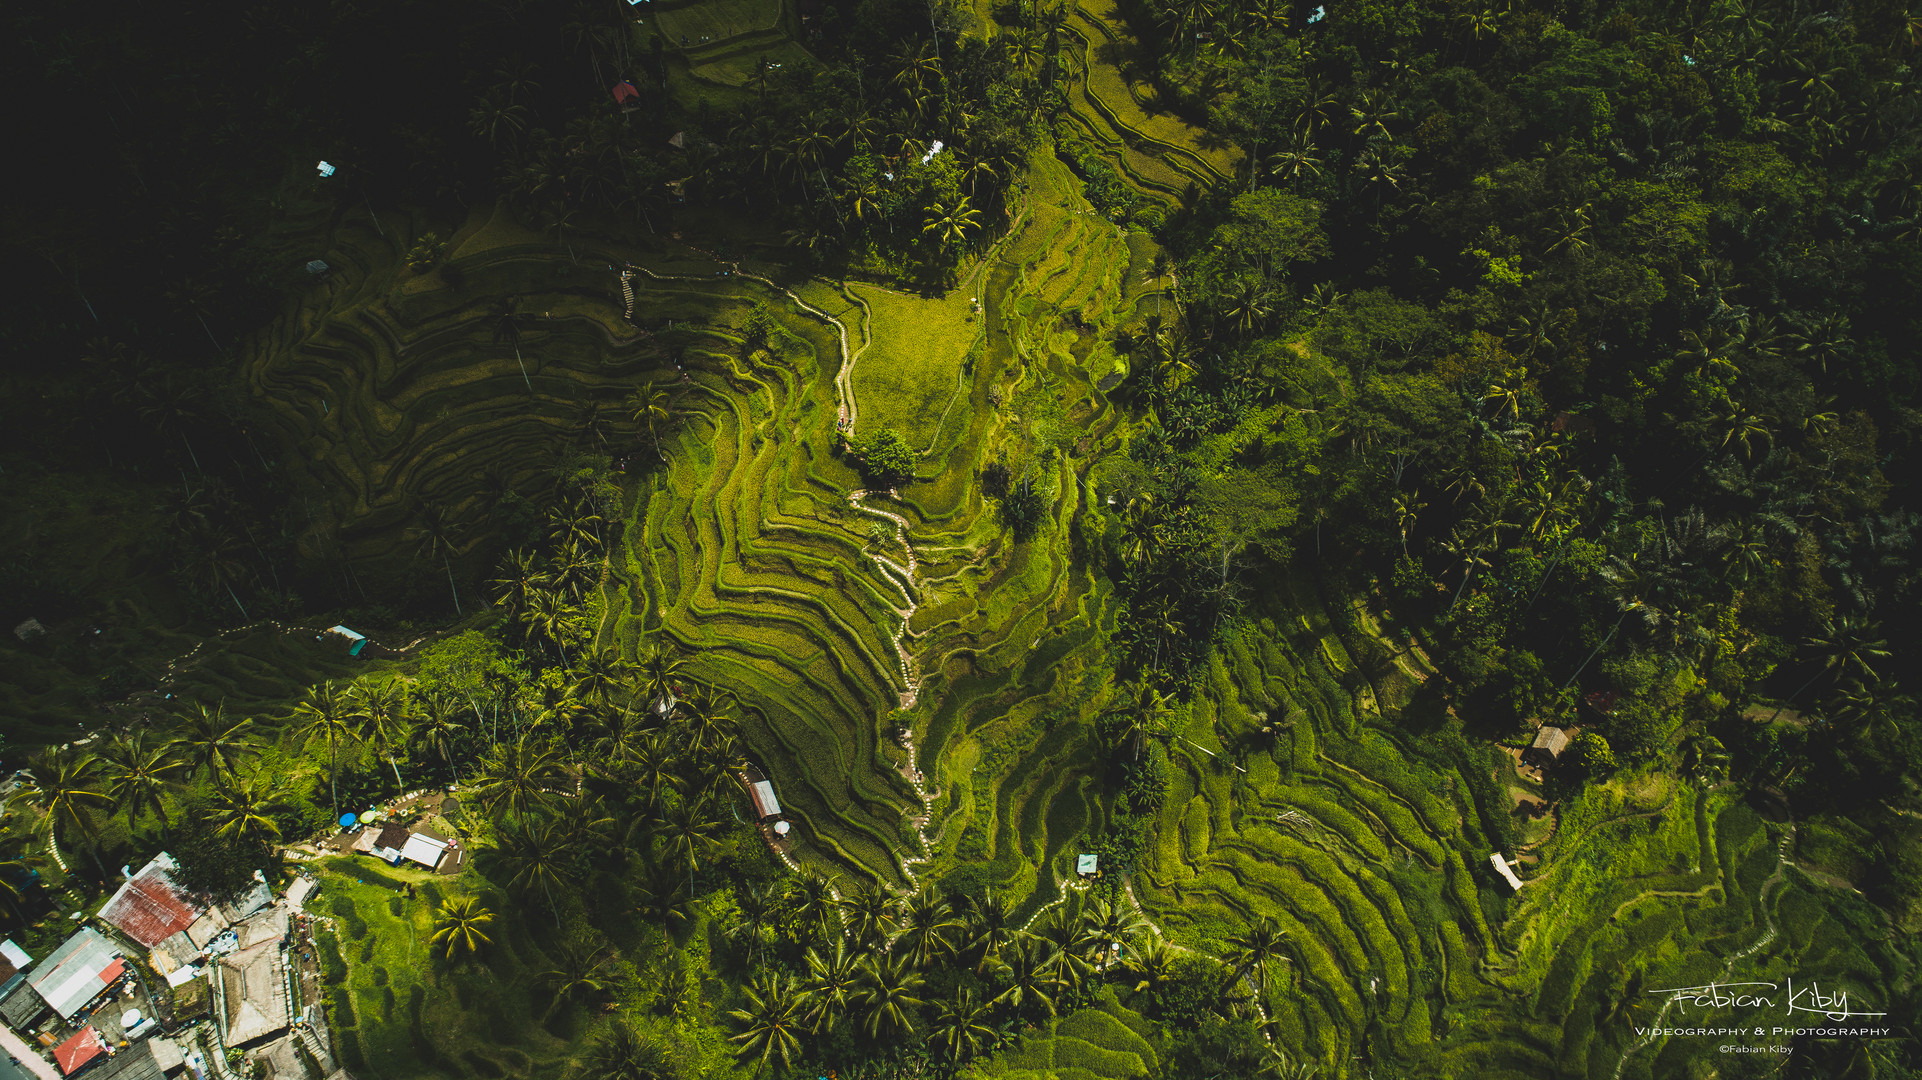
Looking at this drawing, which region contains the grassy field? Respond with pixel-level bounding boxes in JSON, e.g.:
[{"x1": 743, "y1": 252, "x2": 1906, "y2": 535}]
[{"x1": 845, "y1": 282, "x2": 980, "y2": 447}]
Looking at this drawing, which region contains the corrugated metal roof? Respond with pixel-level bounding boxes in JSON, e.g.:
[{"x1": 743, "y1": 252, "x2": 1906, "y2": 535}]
[
  {"x1": 29, "y1": 927, "x2": 121, "y2": 1018},
  {"x1": 54, "y1": 1026, "x2": 106, "y2": 1075},
  {"x1": 399, "y1": 833, "x2": 447, "y2": 869},
  {"x1": 748, "y1": 780, "x2": 781, "y2": 819},
  {"x1": 88, "y1": 1039, "x2": 168, "y2": 1080},
  {"x1": 98, "y1": 853, "x2": 203, "y2": 948},
  {"x1": 0, "y1": 974, "x2": 44, "y2": 1029},
  {"x1": 0, "y1": 940, "x2": 31, "y2": 969}
]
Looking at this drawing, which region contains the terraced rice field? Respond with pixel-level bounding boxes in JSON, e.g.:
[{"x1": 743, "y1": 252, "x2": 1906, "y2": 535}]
[{"x1": 224, "y1": 17, "x2": 1900, "y2": 1077}]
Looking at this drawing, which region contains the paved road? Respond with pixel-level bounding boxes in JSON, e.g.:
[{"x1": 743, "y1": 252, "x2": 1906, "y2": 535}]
[{"x1": 0, "y1": 1024, "x2": 56, "y2": 1080}]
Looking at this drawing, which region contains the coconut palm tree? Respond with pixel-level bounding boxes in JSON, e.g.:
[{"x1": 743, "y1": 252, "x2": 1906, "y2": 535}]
[
  {"x1": 957, "y1": 889, "x2": 1015, "y2": 974},
  {"x1": 351, "y1": 676, "x2": 412, "y2": 792},
  {"x1": 521, "y1": 588, "x2": 585, "y2": 665},
  {"x1": 990, "y1": 937, "x2": 1062, "y2": 1017},
  {"x1": 477, "y1": 814, "x2": 580, "y2": 923},
  {"x1": 490, "y1": 548, "x2": 548, "y2": 621},
  {"x1": 632, "y1": 859, "x2": 694, "y2": 933},
  {"x1": 25, "y1": 750, "x2": 111, "y2": 872},
  {"x1": 494, "y1": 300, "x2": 534, "y2": 392},
  {"x1": 1103, "y1": 680, "x2": 1175, "y2": 760},
  {"x1": 470, "y1": 735, "x2": 565, "y2": 821},
  {"x1": 928, "y1": 990, "x2": 995, "y2": 1066},
  {"x1": 570, "y1": 648, "x2": 636, "y2": 708},
  {"x1": 1123, "y1": 935, "x2": 1179, "y2": 995},
  {"x1": 414, "y1": 504, "x2": 465, "y2": 615},
  {"x1": 536, "y1": 940, "x2": 615, "y2": 1021},
  {"x1": 922, "y1": 198, "x2": 980, "y2": 245},
  {"x1": 580, "y1": 1024, "x2": 674, "y2": 1080},
  {"x1": 841, "y1": 882, "x2": 900, "y2": 950},
  {"x1": 1225, "y1": 915, "x2": 1291, "y2": 993},
  {"x1": 639, "y1": 640, "x2": 689, "y2": 717},
  {"x1": 854, "y1": 954, "x2": 925, "y2": 1041},
  {"x1": 0, "y1": 827, "x2": 46, "y2": 925},
  {"x1": 203, "y1": 777, "x2": 284, "y2": 847},
  {"x1": 801, "y1": 939, "x2": 860, "y2": 1033},
  {"x1": 409, "y1": 691, "x2": 467, "y2": 782},
  {"x1": 169, "y1": 701, "x2": 258, "y2": 781},
  {"x1": 99, "y1": 732, "x2": 184, "y2": 832},
  {"x1": 430, "y1": 895, "x2": 496, "y2": 960},
  {"x1": 791, "y1": 871, "x2": 841, "y2": 946},
  {"x1": 1792, "y1": 616, "x2": 1890, "y2": 701},
  {"x1": 625, "y1": 384, "x2": 674, "y2": 460},
  {"x1": 296, "y1": 681, "x2": 359, "y2": 814},
  {"x1": 895, "y1": 883, "x2": 960, "y2": 970},
  {"x1": 1085, "y1": 894, "x2": 1148, "y2": 973},
  {"x1": 660, "y1": 797, "x2": 721, "y2": 893},
  {"x1": 729, "y1": 972, "x2": 809, "y2": 1077}
]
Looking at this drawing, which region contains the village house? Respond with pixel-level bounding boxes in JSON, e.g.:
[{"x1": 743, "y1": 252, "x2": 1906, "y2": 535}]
[{"x1": 1523, "y1": 726, "x2": 1571, "y2": 769}]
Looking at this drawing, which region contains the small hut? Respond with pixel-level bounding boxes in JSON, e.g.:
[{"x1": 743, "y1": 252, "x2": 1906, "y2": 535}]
[
  {"x1": 748, "y1": 780, "x2": 782, "y2": 822},
  {"x1": 1524, "y1": 726, "x2": 1570, "y2": 768},
  {"x1": 1488, "y1": 852, "x2": 1525, "y2": 891}
]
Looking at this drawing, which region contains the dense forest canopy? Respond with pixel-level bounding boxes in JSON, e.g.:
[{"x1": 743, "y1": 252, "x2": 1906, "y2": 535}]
[{"x1": 2, "y1": 0, "x2": 1921, "y2": 1077}]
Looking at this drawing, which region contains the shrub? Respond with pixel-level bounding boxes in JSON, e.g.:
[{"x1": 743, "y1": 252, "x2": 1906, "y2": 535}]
[
  {"x1": 1003, "y1": 474, "x2": 1049, "y2": 540},
  {"x1": 981, "y1": 460, "x2": 1011, "y2": 499},
  {"x1": 853, "y1": 428, "x2": 916, "y2": 484},
  {"x1": 405, "y1": 232, "x2": 445, "y2": 272}
]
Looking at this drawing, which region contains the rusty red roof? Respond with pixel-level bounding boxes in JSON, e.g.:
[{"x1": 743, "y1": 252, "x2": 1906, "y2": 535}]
[
  {"x1": 98, "y1": 853, "x2": 203, "y2": 948},
  {"x1": 55, "y1": 1026, "x2": 107, "y2": 1074}
]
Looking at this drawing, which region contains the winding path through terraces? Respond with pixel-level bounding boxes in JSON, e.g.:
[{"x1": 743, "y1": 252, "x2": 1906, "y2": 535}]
[{"x1": 619, "y1": 260, "x2": 940, "y2": 880}]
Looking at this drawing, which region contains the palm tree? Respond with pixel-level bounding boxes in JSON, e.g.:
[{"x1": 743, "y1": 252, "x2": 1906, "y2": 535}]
[
  {"x1": 854, "y1": 954, "x2": 925, "y2": 1041},
  {"x1": 536, "y1": 940, "x2": 615, "y2": 1021},
  {"x1": 0, "y1": 828, "x2": 46, "y2": 925},
  {"x1": 929, "y1": 990, "x2": 995, "y2": 1066},
  {"x1": 296, "y1": 681, "x2": 359, "y2": 814},
  {"x1": 957, "y1": 889, "x2": 1014, "y2": 974},
  {"x1": 660, "y1": 797, "x2": 721, "y2": 893},
  {"x1": 351, "y1": 677, "x2": 412, "y2": 792},
  {"x1": 1790, "y1": 616, "x2": 1890, "y2": 702},
  {"x1": 841, "y1": 882, "x2": 900, "y2": 950},
  {"x1": 1225, "y1": 915, "x2": 1290, "y2": 993},
  {"x1": 626, "y1": 384, "x2": 674, "y2": 460},
  {"x1": 203, "y1": 777, "x2": 284, "y2": 847},
  {"x1": 632, "y1": 860, "x2": 694, "y2": 934},
  {"x1": 1103, "y1": 680, "x2": 1175, "y2": 760},
  {"x1": 26, "y1": 750, "x2": 111, "y2": 872},
  {"x1": 791, "y1": 872, "x2": 841, "y2": 946},
  {"x1": 580, "y1": 1024, "x2": 674, "y2": 1080},
  {"x1": 494, "y1": 300, "x2": 534, "y2": 392},
  {"x1": 99, "y1": 732, "x2": 183, "y2": 832},
  {"x1": 470, "y1": 735, "x2": 564, "y2": 820},
  {"x1": 409, "y1": 691, "x2": 467, "y2": 782},
  {"x1": 169, "y1": 701, "x2": 258, "y2": 781},
  {"x1": 895, "y1": 883, "x2": 959, "y2": 970},
  {"x1": 801, "y1": 940, "x2": 860, "y2": 1032},
  {"x1": 922, "y1": 198, "x2": 980, "y2": 245},
  {"x1": 490, "y1": 548, "x2": 549, "y2": 621},
  {"x1": 990, "y1": 937, "x2": 1061, "y2": 1017},
  {"x1": 639, "y1": 640, "x2": 689, "y2": 717},
  {"x1": 414, "y1": 504, "x2": 465, "y2": 615},
  {"x1": 522, "y1": 588, "x2": 585, "y2": 664},
  {"x1": 477, "y1": 815, "x2": 580, "y2": 923},
  {"x1": 1123, "y1": 936, "x2": 1179, "y2": 996},
  {"x1": 1085, "y1": 895, "x2": 1147, "y2": 973},
  {"x1": 571, "y1": 648, "x2": 636, "y2": 708},
  {"x1": 430, "y1": 895, "x2": 496, "y2": 960},
  {"x1": 728, "y1": 972, "x2": 809, "y2": 1076}
]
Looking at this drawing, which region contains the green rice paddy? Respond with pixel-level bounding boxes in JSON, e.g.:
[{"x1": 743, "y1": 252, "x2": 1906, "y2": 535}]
[{"x1": 233, "y1": 13, "x2": 1908, "y2": 1077}]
